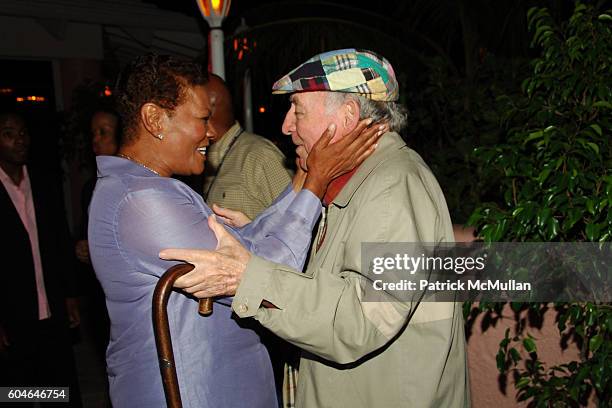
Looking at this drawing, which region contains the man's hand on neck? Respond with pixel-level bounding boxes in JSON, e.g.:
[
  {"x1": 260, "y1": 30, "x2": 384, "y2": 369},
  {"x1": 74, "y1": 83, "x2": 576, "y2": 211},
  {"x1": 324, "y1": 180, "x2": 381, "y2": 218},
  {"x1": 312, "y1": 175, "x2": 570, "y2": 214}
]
[{"x1": 302, "y1": 119, "x2": 386, "y2": 200}]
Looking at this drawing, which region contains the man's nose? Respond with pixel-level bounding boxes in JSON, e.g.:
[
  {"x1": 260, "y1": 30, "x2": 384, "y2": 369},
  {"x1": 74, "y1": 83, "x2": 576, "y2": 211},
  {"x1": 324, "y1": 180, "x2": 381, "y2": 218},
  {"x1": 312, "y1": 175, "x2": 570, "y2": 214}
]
[
  {"x1": 281, "y1": 112, "x2": 295, "y2": 136},
  {"x1": 15, "y1": 130, "x2": 29, "y2": 145},
  {"x1": 206, "y1": 126, "x2": 216, "y2": 141}
]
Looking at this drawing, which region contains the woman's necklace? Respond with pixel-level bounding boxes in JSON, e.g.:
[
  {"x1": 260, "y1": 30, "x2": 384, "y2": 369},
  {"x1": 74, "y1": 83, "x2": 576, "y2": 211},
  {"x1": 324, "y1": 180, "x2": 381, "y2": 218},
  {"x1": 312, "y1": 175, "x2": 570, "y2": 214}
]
[{"x1": 117, "y1": 153, "x2": 160, "y2": 176}]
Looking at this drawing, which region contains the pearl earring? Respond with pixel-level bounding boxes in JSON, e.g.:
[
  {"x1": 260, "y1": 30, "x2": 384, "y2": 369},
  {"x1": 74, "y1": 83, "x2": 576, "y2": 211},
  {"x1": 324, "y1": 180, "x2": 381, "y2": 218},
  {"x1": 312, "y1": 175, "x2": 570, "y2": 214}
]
[{"x1": 156, "y1": 133, "x2": 164, "y2": 140}]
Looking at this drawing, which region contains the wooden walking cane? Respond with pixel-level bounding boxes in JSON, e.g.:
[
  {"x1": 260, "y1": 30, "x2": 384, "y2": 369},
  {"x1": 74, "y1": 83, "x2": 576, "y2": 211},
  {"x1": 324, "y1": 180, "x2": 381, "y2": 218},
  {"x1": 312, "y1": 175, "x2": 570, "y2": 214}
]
[{"x1": 152, "y1": 263, "x2": 214, "y2": 408}]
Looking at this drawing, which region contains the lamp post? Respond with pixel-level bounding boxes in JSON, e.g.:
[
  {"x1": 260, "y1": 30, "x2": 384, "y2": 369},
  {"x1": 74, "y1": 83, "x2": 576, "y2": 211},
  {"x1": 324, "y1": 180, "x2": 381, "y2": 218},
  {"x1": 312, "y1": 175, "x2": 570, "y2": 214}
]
[
  {"x1": 196, "y1": 0, "x2": 231, "y2": 80},
  {"x1": 234, "y1": 18, "x2": 254, "y2": 132}
]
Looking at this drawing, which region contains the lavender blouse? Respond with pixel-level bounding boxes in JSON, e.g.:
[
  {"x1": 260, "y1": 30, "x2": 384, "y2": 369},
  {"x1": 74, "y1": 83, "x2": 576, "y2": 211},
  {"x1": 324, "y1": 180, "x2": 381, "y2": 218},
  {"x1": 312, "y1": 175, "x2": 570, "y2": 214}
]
[{"x1": 88, "y1": 156, "x2": 321, "y2": 408}]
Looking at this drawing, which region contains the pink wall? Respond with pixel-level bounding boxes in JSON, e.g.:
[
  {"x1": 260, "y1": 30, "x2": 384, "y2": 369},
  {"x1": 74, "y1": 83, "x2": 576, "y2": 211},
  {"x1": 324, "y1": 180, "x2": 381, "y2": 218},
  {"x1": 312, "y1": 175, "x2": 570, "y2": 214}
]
[{"x1": 467, "y1": 303, "x2": 595, "y2": 407}]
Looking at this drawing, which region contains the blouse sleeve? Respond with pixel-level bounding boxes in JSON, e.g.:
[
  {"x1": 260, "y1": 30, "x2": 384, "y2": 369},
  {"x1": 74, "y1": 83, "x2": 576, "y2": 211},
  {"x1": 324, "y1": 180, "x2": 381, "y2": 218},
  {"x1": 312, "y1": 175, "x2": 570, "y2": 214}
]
[
  {"x1": 115, "y1": 182, "x2": 321, "y2": 278},
  {"x1": 240, "y1": 186, "x2": 322, "y2": 271},
  {"x1": 115, "y1": 186, "x2": 218, "y2": 277}
]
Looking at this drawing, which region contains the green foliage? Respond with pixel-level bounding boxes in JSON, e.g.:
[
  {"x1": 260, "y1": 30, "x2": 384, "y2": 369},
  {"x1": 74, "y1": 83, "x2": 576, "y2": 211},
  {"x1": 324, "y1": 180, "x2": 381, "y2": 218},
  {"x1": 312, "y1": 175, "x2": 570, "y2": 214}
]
[
  {"x1": 469, "y1": 3, "x2": 612, "y2": 243},
  {"x1": 406, "y1": 54, "x2": 529, "y2": 223},
  {"x1": 468, "y1": 2, "x2": 612, "y2": 406}
]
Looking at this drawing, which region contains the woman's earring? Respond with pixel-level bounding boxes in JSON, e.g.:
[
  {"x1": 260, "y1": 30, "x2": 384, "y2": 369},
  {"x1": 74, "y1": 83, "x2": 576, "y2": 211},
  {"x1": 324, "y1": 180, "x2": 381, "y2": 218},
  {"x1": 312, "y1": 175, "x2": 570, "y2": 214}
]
[{"x1": 156, "y1": 133, "x2": 164, "y2": 140}]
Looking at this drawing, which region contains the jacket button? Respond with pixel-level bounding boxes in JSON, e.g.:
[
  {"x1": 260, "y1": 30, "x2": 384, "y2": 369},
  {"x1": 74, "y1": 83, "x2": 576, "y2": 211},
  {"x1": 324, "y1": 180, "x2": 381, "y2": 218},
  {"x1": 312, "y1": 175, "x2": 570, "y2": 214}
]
[{"x1": 237, "y1": 304, "x2": 248, "y2": 313}]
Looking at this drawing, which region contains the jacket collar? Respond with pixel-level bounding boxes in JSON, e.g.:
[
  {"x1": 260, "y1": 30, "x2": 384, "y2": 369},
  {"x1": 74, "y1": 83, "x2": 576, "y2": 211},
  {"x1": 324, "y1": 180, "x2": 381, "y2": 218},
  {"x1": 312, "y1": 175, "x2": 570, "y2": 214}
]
[{"x1": 332, "y1": 131, "x2": 406, "y2": 208}]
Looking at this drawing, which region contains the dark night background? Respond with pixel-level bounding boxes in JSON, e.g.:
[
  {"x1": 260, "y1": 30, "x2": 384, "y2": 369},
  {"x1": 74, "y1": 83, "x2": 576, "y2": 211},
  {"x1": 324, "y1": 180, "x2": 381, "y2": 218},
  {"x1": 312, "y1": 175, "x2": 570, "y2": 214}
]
[{"x1": 0, "y1": 0, "x2": 589, "y2": 223}]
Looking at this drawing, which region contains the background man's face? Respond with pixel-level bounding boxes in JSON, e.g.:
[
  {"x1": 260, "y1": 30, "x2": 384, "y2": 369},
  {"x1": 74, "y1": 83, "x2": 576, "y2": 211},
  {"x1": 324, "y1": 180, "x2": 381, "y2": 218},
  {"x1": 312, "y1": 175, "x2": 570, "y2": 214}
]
[
  {"x1": 0, "y1": 115, "x2": 30, "y2": 166},
  {"x1": 205, "y1": 75, "x2": 234, "y2": 144},
  {"x1": 205, "y1": 90, "x2": 222, "y2": 143},
  {"x1": 281, "y1": 92, "x2": 342, "y2": 171}
]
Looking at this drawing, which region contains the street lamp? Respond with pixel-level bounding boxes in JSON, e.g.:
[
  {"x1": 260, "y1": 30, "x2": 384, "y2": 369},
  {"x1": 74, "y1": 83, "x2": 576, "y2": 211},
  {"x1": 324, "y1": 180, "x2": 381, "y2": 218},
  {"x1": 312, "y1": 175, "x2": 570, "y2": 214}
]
[{"x1": 196, "y1": 0, "x2": 232, "y2": 80}]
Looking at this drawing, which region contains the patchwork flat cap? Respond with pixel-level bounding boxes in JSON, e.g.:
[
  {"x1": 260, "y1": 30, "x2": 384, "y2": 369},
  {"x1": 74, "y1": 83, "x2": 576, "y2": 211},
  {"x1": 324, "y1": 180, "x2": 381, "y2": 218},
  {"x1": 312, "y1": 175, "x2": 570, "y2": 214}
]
[{"x1": 272, "y1": 48, "x2": 399, "y2": 101}]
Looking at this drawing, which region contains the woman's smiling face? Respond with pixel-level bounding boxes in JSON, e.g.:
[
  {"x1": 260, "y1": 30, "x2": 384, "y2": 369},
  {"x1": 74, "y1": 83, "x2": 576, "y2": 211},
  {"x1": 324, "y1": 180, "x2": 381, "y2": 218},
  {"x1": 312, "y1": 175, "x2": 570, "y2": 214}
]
[{"x1": 161, "y1": 85, "x2": 212, "y2": 176}]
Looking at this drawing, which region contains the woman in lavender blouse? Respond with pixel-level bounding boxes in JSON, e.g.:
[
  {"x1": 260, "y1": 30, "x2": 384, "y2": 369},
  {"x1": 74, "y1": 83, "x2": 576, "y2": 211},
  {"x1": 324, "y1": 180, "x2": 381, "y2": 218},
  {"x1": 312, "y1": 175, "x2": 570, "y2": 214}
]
[{"x1": 87, "y1": 54, "x2": 380, "y2": 408}]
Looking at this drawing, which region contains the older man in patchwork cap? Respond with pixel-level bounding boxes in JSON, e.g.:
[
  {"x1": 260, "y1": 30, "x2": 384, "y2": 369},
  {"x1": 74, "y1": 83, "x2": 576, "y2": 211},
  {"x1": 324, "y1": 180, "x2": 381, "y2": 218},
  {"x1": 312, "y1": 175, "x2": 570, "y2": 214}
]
[{"x1": 162, "y1": 49, "x2": 470, "y2": 407}]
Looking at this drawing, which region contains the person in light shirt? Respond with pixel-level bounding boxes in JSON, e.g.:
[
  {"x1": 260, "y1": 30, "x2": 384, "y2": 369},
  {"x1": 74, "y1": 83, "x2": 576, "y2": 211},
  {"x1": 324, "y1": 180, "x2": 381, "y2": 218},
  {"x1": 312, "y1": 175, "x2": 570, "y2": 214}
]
[{"x1": 0, "y1": 112, "x2": 82, "y2": 406}]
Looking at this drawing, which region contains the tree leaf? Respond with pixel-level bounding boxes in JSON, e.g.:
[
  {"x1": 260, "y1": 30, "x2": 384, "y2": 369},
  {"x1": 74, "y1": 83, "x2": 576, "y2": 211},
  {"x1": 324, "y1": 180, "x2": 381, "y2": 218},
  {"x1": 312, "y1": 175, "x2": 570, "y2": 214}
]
[
  {"x1": 586, "y1": 198, "x2": 596, "y2": 215},
  {"x1": 524, "y1": 130, "x2": 544, "y2": 144},
  {"x1": 586, "y1": 142, "x2": 599, "y2": 155},
  {"x1": 538, "y1": 168, "x2": 552, "y2": 185},
  {"x1": 509, "y1": 347, "x2": 522, "y2": 364},
  {"x1": 496, "y1": 349, "x2": 506, "y2": 372},
  {"x1": 523, "y1": 337, "x2": 537, "y2": 353},
  {"x1": 589, "y1": 124, "x2": 602, "y2": 136},
  {"x1": 593, "y1": 100, "x2": 612, "y2": 109},
  {"x1": 598, "y1": 13, "x2": 612, "y2": 21},
  {"x1": 537, "y1": 208, "x2": 552, "y2": 228},
  {"x1": 516, "y1": 376, "x2": 531, "y2": 389},
  {"x1": 546, "y1": 217, "x2": 560, "y2": 239},
  {"x1": 589, "y1": 334, "x2": 603, "y2": 352},
  {"x1": 585, "y1": 223, "x2": 601, "y2": 241}
]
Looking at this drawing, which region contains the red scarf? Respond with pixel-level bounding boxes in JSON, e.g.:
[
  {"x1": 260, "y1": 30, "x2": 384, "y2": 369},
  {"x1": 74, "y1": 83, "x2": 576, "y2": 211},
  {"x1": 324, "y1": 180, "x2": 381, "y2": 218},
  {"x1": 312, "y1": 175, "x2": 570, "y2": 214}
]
[
  {"x1": 316, "y1": 168, "x2": 359, "y2": 251},
  {"x1": 323, "y1": 167, "x2": 359, "y2": 206}
]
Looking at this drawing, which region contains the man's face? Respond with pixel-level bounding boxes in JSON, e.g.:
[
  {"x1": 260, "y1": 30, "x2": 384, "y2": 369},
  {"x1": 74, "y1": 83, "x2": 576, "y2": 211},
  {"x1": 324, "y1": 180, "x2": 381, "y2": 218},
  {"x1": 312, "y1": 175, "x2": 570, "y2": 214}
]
[
  {"x1": 205, "y1": 76, "x2": 233, "y2": 144},
  {"x1": 206, "y1": 91, "x2": 223, "y2": 144},
  {"x1": 281, "y1": 92, "x2": 342, "y2": 171},
  {"x1": 0, "y1": 115, "x2": 30, "y2": 166}
]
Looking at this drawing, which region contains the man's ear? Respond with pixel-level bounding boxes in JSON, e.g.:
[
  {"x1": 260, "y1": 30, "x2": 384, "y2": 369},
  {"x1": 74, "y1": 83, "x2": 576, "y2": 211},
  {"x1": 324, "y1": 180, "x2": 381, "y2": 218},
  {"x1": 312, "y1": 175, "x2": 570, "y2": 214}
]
[
  {"x1": 140, "y1": 103, "x2": 165, "y2": 138},
  {"x1": 342, "y1": 98, "x2": 360, "y2": 131}
]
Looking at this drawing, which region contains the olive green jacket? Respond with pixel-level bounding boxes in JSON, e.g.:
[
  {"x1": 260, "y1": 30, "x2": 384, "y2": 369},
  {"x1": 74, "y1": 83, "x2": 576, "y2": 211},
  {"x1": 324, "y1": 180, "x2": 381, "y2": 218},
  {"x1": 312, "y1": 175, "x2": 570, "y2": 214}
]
[{"x1": 233, "y1": 132, "x2": 470, "y2": 407}]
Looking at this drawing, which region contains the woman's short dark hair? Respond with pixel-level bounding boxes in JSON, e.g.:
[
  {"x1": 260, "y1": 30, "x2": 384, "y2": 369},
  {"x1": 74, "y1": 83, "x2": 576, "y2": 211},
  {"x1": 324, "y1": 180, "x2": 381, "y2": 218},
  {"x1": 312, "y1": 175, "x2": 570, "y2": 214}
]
[{"x1": 114, "y1": 54, "x2": 207, "y2": 143}]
